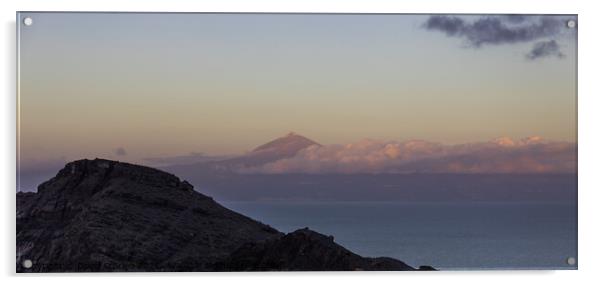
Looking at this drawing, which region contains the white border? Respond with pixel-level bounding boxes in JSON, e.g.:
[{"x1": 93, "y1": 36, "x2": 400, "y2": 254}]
[{"x1": 2, "y1": 1, "x2": 601, "y2": 284}]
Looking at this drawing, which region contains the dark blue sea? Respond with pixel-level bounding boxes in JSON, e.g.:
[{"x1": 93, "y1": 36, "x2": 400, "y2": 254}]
[{"x1": 222, "y1": 201, "x2": 577, "y2": 270}]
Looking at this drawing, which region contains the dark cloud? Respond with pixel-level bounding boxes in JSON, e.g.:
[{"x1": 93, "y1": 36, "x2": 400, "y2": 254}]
[
  {"x1": 502, "y1": 14, "x2": 528, "y2": 24},
  {"x1": 526, "y1": 40, "x2": 564, "y2": 60},
  {"x1": 423, "y1": 15, "x2": 574, "y2": 60},
  {"x1": 424, "y1": 15, "x2": 565, "y2": 47},
  {"x1": 114, "y1": 147, "x2": 127, "y2": 156},
  {"x1": 424, "y1": 16, "x2": 465, "y2": 37}
]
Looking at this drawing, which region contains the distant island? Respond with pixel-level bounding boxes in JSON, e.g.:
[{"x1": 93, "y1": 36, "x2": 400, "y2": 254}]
[
  {"x1": 162, "y1": 133, "x2": 576, "y2": 203},
  {"x1": 16, "y1": 158, "x2": 435, "y2": 272}
]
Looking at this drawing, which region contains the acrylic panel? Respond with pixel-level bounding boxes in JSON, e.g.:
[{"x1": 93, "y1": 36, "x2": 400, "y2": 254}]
[{"x1": 16, "y1": 12, "x2": 578, "y2": 272}]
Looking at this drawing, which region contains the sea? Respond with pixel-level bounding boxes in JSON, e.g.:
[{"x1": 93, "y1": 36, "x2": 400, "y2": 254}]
[{"x1": 222, "y1": 201, "x2": 577, "y2": 270}]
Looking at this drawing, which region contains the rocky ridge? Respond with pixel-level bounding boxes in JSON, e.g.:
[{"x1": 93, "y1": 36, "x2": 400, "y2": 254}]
[{"x1": 17, "y1": 158, "x2": 432, "y2": 272}]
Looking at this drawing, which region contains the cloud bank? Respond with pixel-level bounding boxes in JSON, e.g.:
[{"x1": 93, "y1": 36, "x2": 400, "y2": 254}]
[
  {"x1": 238, "y1": 137, "x2": 576, "y2": 174},
  {"x1": 423, "y1": 15, "x2": 575, "y2": 60}
]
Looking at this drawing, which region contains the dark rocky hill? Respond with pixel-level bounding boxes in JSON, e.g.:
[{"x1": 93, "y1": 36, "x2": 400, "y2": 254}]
[
  {"x1": 220, "y1": 228, "x2": 421, "y2": 271},
  {"x1": 16, "y1": 158, "x2": 431, "y2": 272}
]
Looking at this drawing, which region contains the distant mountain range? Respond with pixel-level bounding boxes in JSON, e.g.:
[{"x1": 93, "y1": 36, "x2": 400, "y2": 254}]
[
  {"x1": 160, "y1": 132, "x2": 576, "y2": 202},
  {"x1": 17, "y1": 132, "x2": 577, "y2": 202},
  {"x1": 17, "y1": 159, "x2": 431, "y2": 272},
  {"x1": 163, "y1": 132, "x2": 576, "y2": 175}
]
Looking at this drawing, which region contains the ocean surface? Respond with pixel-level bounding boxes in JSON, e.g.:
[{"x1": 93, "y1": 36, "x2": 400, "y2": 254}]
[{"x1": 222, "y1": 201, "x2": 577, "y2": 270}]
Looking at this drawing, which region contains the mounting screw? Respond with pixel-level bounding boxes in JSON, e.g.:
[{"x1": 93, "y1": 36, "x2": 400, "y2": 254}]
[
  {"x1": 567, "y1": 20, "x2": 576, "y2": 29},
  {"x1": 567, "y1": 257, "x2": 576, "y2": 265},
  {"x1": 22, "y1": 259, "x2": 32, "y2": 269}
]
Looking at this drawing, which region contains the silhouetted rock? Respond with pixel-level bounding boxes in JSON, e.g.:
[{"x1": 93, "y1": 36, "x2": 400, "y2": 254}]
[
  {"x1": 16, "y1": 158, "x2": 432, "y2": 272},
  {"x1": 16, "y1": 159, "x2": 280, "y2": 272},
  {"x1": 220, "y1": 228, "x2": 418, "y2": 271}
]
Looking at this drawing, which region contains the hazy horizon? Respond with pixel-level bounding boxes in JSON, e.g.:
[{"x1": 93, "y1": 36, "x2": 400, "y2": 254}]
[
  {"x1": 17, "y1": 131, "x2": 577, "y2": 192},
  {"x1": 19, "y1": 13, "x2": 576, "y2": 168}
]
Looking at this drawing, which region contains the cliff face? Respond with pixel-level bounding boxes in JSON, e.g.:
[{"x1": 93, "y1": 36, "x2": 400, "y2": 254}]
[{"x1": 17, "y1": 159, "x2": 430, "y2": 272}]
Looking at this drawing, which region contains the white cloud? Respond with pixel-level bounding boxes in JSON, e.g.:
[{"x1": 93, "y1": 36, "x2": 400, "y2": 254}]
[{"x1": 238, "y1": 137, "x2": 576, "y2": 174}]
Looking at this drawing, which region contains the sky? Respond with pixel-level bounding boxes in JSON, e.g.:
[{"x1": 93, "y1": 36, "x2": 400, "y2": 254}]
[{"x1": 18, "y1": 13, "x2": 577, "y2": 172}]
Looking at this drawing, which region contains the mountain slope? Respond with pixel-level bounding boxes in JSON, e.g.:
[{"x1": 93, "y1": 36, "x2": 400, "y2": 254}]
[
  {"x1": 252, "y1": 132, "x2": 320, "y2": 153},
  {"x1": 16, "y1": 158, "x2": 429, "y2": 272},
  {"x1": 213, "y1": 132, "x2": 320, "y2": 169},
  {"x1": 16, "y1": 159, "x2": 280, "y2": 272}
]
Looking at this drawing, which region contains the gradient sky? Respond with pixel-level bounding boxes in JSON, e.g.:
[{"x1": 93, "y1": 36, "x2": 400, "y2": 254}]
[{"x1": 18, "y1": 13, "x2": 577, "y2": 167}]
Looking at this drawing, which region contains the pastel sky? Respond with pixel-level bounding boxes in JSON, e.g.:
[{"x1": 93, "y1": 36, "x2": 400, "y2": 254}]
[{"x1": 18, "y1": 13, "x2": 577, "y2": 168}]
